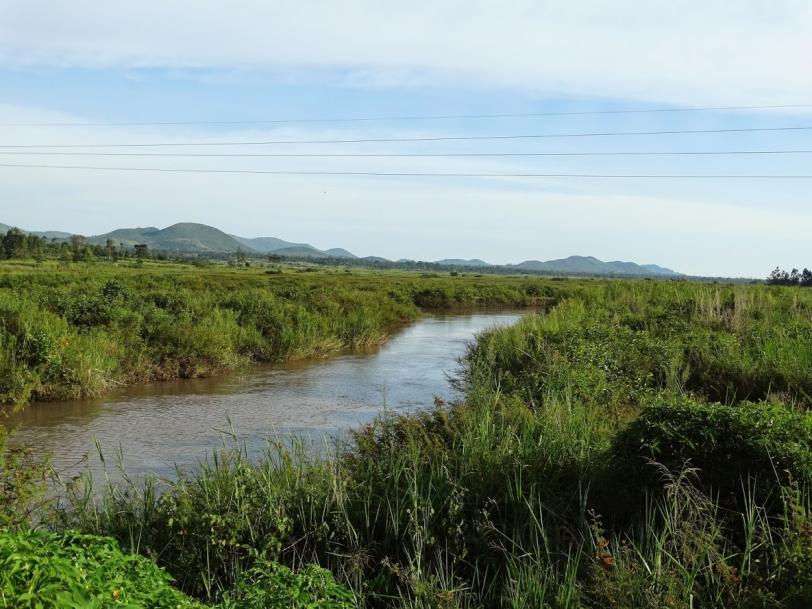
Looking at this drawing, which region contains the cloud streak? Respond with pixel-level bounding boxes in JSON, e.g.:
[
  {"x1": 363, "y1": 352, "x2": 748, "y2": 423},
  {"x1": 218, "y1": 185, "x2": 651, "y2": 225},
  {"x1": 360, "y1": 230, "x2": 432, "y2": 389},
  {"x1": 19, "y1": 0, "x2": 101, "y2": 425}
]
[{"x1": 2, "y1": 1, "x2": 812, "y2": 105}]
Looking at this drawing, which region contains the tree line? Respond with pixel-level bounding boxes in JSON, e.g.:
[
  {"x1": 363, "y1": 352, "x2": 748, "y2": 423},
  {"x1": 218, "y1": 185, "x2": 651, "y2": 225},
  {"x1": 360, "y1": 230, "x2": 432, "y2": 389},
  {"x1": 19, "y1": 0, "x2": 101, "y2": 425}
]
[
  {"x1": 0, "y1": 228, "x2": 152, "y2": 262},
  {"x1": 767, "y1": 266, "x2": 812, "y2": 287}
]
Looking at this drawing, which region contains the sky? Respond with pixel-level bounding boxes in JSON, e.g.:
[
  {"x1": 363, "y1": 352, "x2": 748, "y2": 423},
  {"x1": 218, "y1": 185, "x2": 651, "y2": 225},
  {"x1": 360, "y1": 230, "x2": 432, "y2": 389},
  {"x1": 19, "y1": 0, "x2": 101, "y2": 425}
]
[{"x1": 1, "y1": 1, "x2": 811, "y2": 277}]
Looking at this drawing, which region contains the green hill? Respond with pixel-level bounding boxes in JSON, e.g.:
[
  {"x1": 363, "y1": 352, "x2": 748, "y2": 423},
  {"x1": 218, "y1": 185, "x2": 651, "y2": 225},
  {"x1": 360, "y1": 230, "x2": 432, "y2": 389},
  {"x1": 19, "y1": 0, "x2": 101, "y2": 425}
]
[
  {"x1": 435, "y1": 258, "x2": 491, "y2": 267},
  {"x1": 91, "y1": 223, "x2": 248, "y2": 253},
  {"x1": 271, "y1": 245, "x2": 328, "y2": 258},
  {"x1": 0, "y1": 223, "x2": 74, "y2": 240},
  {"x1": 324, "y1": 248, "x2": 357, "y2": 259},
  {"x1": 231, "y1": 235, "x2": 309, "y2": 253},
  {"x1": 89, "y1": 227, "x2": 160, "y2": 247},
  {"x1": 514, "y1": 256, "x2": 678, "y2": 276},
  {"x1": 1, "y1": 220, "x2": 680, "y2": 276}
]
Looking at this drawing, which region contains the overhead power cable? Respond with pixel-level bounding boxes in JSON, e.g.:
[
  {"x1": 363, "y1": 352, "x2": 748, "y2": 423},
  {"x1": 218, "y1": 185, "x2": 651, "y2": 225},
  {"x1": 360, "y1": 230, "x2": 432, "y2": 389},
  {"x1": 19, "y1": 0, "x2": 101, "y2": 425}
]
[
  {"x1": 0, "y1": 149, "x2": 810, "y2": 158},
  {"x1": 1, "y1": 103, "x2": 811, "y2": 127},
  {"x1": 2, "y1": 162, "x2": 811, "y2": 179},
  {"x1": 1, "y1": 125, "x2": 811, "y2": 148}
]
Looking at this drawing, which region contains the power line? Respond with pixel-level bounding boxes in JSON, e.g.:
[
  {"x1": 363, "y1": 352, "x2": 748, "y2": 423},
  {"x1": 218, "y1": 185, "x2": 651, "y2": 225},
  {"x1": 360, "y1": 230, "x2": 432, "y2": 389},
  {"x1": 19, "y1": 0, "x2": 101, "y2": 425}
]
[
  {"x1": 0, "y1": 149, "x2": 810, "y2": 158},
  {"x1": 1, "y1": 103, "x2": 811, "y2": 127},
  {"x1": 2, "y1": 162, "x2": 811, "y2": 179},
  {"x1": 1, "y1": 125, "x2": 811, "y2": 148}
]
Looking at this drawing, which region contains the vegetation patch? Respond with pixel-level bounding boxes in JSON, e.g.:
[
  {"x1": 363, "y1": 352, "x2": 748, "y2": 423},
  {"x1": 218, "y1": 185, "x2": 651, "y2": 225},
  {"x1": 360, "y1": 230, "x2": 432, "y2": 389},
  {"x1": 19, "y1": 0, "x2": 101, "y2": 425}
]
[
  {"x1": 0, "y1": 264, "x2": 550, "y2": 405},
  {"x1": 4, "y1": 274, "x2": 812, "y2": 607},
  {"x1": 0, "y1": 529, "x2": 202, "y2": 609}
]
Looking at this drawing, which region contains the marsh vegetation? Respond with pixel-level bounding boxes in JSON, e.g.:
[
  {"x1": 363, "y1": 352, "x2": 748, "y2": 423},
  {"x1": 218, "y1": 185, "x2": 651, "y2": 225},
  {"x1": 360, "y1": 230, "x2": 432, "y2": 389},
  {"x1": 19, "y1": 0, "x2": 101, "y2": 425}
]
[{"x1": 2, "y1": 267, "x2": 811, "y2": 607}]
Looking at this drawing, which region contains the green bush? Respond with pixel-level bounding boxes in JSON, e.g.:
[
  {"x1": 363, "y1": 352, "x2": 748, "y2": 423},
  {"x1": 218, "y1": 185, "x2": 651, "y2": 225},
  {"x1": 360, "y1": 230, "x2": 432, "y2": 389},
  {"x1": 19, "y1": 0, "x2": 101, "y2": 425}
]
[
  {"x1": 609, "y1": 397, "x2": 812, "y2": 510},
  {"x1": 0, "y1": 529, "x2": 202, "y2": 609},
  {"x1": 0, "y1": 428, "x2": 48, "y2": 529},
  {"x1": 217, "y1": 562, "x2": 356, "y2": 609}
]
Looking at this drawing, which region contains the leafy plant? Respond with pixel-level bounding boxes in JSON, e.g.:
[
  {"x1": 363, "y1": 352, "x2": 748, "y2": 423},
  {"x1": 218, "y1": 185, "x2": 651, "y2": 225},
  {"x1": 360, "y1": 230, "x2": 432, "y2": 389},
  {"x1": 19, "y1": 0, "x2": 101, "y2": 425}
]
[
  {"x1": 0, "y1": 529, "x2": 203, "y2": 609},
  {"x1": 216, "y1": 561, "x2": 356, "y2": 609}
]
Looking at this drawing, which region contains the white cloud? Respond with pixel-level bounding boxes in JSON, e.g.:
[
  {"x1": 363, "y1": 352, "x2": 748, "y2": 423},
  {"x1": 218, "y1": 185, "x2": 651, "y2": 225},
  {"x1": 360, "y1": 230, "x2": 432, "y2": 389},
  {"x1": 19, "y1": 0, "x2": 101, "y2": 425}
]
[{"x1": 1, "y1": 1, "x2": 811, "y2": 105}]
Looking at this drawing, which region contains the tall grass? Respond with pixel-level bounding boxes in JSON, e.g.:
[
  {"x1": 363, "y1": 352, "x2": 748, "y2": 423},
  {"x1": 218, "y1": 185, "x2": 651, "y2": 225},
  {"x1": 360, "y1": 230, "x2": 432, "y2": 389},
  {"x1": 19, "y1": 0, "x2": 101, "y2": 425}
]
[
  {"x1": 0, "y1": 264, "x2": 554, "y2": 405},
  {"x1": 20, "y1": 278, "x2": 812, "y2": 606}
]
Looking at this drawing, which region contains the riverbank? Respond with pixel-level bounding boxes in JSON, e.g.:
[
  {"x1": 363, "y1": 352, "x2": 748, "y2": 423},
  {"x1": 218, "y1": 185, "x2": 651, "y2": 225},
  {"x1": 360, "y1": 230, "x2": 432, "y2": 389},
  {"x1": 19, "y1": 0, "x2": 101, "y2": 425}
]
[
  {"x1": 21, "y1": 279, "x2": 811, "y2": 608},
  {"x1": 0, "y1": 261, "x2": 559, "y2": 407},
  {"x1": 6, "y1": 311, "x2": 524, "y2": 483}
]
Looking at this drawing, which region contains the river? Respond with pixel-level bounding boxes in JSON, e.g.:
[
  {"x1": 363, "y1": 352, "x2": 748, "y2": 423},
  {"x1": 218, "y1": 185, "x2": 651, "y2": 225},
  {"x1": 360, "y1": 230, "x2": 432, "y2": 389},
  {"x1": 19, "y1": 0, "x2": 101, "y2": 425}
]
[{"x1": 6, "y1": 311, "x2": 522, "y2": 482}]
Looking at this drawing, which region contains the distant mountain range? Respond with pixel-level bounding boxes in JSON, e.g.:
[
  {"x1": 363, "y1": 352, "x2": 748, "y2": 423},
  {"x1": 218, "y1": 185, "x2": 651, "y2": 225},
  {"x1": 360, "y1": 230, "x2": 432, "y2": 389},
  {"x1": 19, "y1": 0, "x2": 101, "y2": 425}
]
[
  {"x1": 511, "y1": 256, "x2": 678, "y2": 277},
  {"x1": 0, "y1": 222, "x2": 72, "y2": 241},
  {"x1": 435, "y1": 258, "x2": 491, "y2": 267},
  {"x1": 1, "y1": 221, "x2": 680, "y2": 277}
]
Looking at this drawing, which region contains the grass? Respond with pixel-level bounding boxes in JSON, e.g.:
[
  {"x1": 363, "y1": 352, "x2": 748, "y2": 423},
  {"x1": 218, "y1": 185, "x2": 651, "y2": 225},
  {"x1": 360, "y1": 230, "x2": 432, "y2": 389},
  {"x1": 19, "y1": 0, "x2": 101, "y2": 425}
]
[
  {"x1": 19, "y1": 278, "x2": 806, "y2": 608},
  {"x1": 0, "y1": 260, "x2": 557, "y2": 406},
  {"x1": 0, "y1": 529, "x2": 356, "y2": 609}
]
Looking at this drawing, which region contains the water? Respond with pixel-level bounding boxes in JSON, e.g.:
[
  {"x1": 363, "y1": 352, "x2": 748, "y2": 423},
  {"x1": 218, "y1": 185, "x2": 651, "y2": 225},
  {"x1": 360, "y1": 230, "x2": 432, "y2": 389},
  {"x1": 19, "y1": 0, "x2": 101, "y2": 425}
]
[{"x1": 6, "y1": 311, "x2": 522, "y2": 482}]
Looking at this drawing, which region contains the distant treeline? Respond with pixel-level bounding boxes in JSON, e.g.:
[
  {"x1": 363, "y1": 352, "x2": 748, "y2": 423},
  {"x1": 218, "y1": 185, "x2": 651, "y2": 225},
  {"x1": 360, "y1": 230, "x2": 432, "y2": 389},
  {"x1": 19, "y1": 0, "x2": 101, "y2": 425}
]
[
  {"x1": 767, "y1": 266, "x2": 812, "y2": 287},
  {"x1": 1, "y1": 228, "x2": 155, "y2": 262}
]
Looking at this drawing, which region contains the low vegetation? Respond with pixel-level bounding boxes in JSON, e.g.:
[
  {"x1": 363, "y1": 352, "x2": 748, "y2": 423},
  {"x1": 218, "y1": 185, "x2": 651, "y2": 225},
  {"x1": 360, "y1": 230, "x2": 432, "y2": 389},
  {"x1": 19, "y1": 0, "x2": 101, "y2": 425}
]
[
  {"x1": 0, "y1": 261, "x2": 554, "y2": 406},
  {"x1": 2, "y1": 268, "x2": 811, "y2": 606},
  {"x1": 0, "y1": 529, "x2": 356, "y2": 609},
  {"x1": 6, "y1": 279, "x2": 798, "y2": 608}
]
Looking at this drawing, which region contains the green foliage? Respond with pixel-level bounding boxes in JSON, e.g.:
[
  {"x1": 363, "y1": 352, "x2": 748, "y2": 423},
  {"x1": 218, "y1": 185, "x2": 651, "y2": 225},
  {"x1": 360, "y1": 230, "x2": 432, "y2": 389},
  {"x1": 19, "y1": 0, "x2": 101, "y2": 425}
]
[
  {"x1": 464, "y1": 282, "x2": 812, "y2": 410},
  {"x1": 217, "y1": 562, "x2": 356, "y2": 609},
  {"x1": 28, "y1": 277, "x2": 812, "y2": 606},
  {"x1": 0, "y1": 529, "x2": 202, "y2": 609},
  {"x1": 611, "y1": 397, "x2": 812, "y2": 502},
  {"x1": 0, "y1": 265, "x2": 543, "y2": 405},
  {"x1": 0, "y1": 428, "x2": 49, "y2": 529}
]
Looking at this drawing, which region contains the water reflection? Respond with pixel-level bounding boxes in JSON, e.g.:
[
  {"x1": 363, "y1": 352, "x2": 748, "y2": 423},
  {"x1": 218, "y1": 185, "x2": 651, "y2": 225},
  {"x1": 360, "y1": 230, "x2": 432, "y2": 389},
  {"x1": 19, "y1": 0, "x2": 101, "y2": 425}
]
[{"x1": 6, "y1": 312, "x2": 522, "y2": 481}]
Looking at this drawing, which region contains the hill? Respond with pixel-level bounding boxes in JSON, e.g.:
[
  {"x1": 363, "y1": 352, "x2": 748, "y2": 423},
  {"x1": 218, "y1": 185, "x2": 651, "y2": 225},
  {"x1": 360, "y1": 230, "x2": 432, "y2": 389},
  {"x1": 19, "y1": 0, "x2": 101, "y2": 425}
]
[
  {"x1": 514, "y1": 255, "x2": 678, "y2": 276},
  {"x1": 0, "y1": 223, "x2": 73, "y2": 240},
  {"x1": 0, "y1": 220, "x2": 681, "y2": 277},
  {"x1": 91, "y1": 223, "x2": 248, "y2": 253},
  {"x1": 435, "y1": 258, "x2": 491, "y2": 267},
  {"x1": 231, "y1": 235, "x2": 308, "y2": 253},
  {"x1": 324, "y1": 248, "x2": 357, "y2": 259},
  {"x1": 271, "y1": 245, "x2": 327, "y2": 258},
  {"x1": 89, "y1": 227, "x2": 160, "y2": 247}
]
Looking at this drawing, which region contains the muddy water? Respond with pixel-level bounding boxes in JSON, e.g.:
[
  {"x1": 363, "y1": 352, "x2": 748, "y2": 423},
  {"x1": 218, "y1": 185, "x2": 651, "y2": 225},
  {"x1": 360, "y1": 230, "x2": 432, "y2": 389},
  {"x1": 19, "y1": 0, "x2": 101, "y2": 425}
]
[{"x1": 6, "y1": 312, "x2": 522, "y2": 482}]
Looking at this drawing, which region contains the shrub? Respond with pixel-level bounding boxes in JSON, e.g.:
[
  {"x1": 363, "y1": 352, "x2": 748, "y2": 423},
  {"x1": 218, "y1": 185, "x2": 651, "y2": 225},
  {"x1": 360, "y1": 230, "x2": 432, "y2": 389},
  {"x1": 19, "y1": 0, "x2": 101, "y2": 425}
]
[
  {"x1": 0, "y1": 428, "x2": 49, "y2": 529},
  {"x1": 608, "y1": 397, "x2": 812, "y2": 514},
  {"x1": 0, "y1": 529, "x2": 202, "y2": 609},
  {"x1": 216, "y1": 562, "x2": 356, "y2": 609}
]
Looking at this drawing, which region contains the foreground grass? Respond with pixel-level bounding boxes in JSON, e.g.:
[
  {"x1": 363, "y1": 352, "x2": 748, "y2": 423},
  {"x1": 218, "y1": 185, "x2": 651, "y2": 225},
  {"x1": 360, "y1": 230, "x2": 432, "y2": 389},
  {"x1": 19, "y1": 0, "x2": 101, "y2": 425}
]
[
  {"x1": 0, "y1": 261, "x2": 556, "y2": 406},
  {"x1": 35, "y1": 280, "x2": 811, "y2": 608},
  {"x1": 0, "y1": 529, "x2": 356, "y2": 609}
]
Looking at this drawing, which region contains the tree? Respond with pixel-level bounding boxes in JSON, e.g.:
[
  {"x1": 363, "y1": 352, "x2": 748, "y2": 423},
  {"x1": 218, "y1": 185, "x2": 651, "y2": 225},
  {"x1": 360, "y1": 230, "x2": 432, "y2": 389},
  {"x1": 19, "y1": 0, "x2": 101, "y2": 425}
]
[
  {"x1": 134, "y1": 244, "x2": 148, "y2": 260},
  {"x1": 767, "y1": 266, "x2": 812, "y2": 287},
  {"x1": 69, "y1": 235, "x2": 87, "y2": 262},
  {"x1": 1, "y1": 228, "x2": 27, "y2": 259},
  {"x1": 59, "y1": 248, "x2": 73, "y2": 266},
  {"x1": 767, "y1": 267, "x2": 790, "y2": 285},
  {"x1": 105, "y1": 239, "x2": 116, "y2": 261}
]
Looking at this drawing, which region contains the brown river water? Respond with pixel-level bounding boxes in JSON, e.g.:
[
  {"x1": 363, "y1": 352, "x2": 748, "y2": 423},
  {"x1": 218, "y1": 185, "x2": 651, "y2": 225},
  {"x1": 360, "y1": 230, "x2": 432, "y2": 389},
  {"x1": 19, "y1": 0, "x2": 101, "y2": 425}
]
[{"x1": 5, "y1": 311, "x2": 522, "y2": 483}]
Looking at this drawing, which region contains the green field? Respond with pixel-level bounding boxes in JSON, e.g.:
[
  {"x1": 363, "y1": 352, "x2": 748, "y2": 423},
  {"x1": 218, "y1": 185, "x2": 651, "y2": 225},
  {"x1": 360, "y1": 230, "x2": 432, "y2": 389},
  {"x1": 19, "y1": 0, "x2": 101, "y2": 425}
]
[{"x1": 2, "y1": 264, "x2": 812, "y2": 608}]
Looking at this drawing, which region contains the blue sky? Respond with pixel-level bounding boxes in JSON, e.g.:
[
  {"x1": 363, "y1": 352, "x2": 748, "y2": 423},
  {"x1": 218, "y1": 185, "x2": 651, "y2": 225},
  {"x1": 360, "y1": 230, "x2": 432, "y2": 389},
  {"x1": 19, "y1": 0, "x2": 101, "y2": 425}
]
[{"x1": 1, "y1": 1, "x2": 811, "y2": 276}]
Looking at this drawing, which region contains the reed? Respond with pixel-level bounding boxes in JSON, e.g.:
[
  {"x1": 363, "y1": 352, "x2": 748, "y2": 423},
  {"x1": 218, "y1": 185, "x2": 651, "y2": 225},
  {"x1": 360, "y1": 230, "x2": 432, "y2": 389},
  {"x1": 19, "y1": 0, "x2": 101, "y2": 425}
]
[{"x1": 7, "y1": 275, "x2": 812, "y2": 607}]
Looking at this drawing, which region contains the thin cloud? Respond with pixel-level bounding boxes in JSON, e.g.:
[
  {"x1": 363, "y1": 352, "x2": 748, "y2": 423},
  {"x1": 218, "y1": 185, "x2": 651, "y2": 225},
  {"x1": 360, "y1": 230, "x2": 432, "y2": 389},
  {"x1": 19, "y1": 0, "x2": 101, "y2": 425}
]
[{"x1": 1, "y1": 1, "x2": 811, "y2": 105}]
